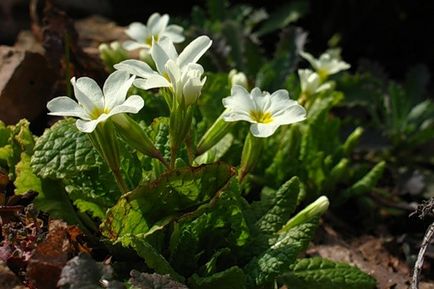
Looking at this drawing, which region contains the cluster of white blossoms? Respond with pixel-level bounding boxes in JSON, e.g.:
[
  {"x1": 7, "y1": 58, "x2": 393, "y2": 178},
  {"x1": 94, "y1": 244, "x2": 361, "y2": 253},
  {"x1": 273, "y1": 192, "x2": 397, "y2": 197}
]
[
  {"x1": 47, "y1": 12, "x2": 307, "y2": 140},
  {"x1": 123, "y1": 12, "x2": 185, "y2": 52},
  {"x1": 115, "y1": 36, "x2": 212, "y2": 106},
  {"x1": 298, "y1": 49, "x2": 350, "y2": 97}
]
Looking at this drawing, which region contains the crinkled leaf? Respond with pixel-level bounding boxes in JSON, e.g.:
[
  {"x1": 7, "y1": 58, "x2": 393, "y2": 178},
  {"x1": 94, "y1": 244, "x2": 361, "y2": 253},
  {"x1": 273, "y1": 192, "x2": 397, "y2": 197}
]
[
  {"x1": 169, "y1": 179, "x2": 251, "y2": 276},
  {"x1": 120, "y1": 236, "x2": 184, "y2": 282},
  {"x1": 189, "y1": 266, "x2": 246, "y2": 289},
  {"x1": 31, "y1": 119, "x2": 103, "y2": 179},
  {"x1": 14, "y1": 153, "x2": 42, "y2": 195},
  {"x1": 130, "y1": 270, "x2": 188, "y2": 289},
  {"x1": 280, "y1": 257, "x2": 376, "y2": 289},
  {"x1": 244, "y1": 218, "x2": 320, "y2": 287},
  {"x1": 256, "y1": 177, "x2": 301, "y2": 235},
  {"x1": 58, "y1": 253, "x2": 123, "y2": 289},
  {"x1": 102, "y1": 162, "x2": 235, "y2": 240},
  {"x1": 65, "y1": 167, "x2": 120, "y2": 219}
]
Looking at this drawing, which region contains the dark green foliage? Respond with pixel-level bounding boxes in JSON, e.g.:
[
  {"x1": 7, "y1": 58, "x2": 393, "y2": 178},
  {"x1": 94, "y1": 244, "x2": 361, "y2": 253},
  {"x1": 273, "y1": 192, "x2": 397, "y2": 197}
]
[{"x1": 281, "y1": 257, "x2": 376, "y2": 289}]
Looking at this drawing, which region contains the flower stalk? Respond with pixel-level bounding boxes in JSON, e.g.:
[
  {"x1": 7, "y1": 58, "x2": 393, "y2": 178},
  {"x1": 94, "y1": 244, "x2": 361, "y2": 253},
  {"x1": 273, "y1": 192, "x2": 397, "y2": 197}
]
[
  {"x1": 239, "y1": 132, "x2": 264, "y2": 181},
  {"x1": 111, "y1": 114, "x2": 169, "y2": 169},
  {"x1": 88, "y1": 121, "x2": 129, "y2": 194}
]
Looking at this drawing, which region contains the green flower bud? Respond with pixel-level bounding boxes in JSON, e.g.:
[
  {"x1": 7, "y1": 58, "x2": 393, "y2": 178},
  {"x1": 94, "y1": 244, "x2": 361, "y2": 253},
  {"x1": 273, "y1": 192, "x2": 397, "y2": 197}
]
[{"x1": 279, "y1": 196, "x2": 329, "y2": 233}]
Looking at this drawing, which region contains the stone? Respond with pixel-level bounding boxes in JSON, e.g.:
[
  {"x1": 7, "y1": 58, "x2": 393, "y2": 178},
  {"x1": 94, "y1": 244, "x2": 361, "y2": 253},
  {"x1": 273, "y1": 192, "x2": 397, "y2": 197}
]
[{"x1": 0, "y1": 46, "x2": 55, "y2": 124}]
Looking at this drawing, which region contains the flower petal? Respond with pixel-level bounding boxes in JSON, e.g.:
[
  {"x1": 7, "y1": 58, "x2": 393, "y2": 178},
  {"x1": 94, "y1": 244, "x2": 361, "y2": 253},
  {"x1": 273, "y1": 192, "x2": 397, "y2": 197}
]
[
  {"x1": 222, "y1": 110, "x2": 253, "y2": 123},
  {"x1": 47, "y1": 96, "x2": 89, "y2": 119},
  {"x1": 151, "y1": 40, "x2": 171, "y2": 75},
  {"x1": 222, "y1": 85, "x2": 253, "y2": 113},
  {"x1": 165, "y1": 60, "x2": 181, "y2": 86},
  {"x1": 299, "y1": 51, "x2": 318, "y2": 69},
  {"x1": 114, "y1": 59, "x2": 156, "y2": 78},
  {"x1": 76, "y1": 114, "x2": 109, "y2": 133},
  {"x1": 133, "y1": 76, "x2": 170, "y2": 90},
  {"x1": 147, "y1": 13, "x2": 161, "y2": 29},
  {"x1": 269, "y1": 89, "x2": 296, "y2": 114},
  {"x1": 162, "y1": 25, "x2": 185, "y2": 43},
  {"x1": 125, "y1": 22, "x2": 148, "y2": 42},
  {"x1": 72, "y1": 77, "x2": 104, "y2": 113},
  {"x1": 158, "y1": 37, "x2": 179, "y2": 60},
  {"x1": 122, "y1": 40, "x2": 148, "y2": 51},
  {"x1": 250, "y1": 123, "x2": 279, "y2": 138},
  {"x1": 103, "y1": 71, "x2": 135, "y2": 110},
  {"x1": 177, "y1": 35, "x2": 212, "y2": 68},
  {"x1": 108, "y1": 95, "x2": 145, "y2": 115},
  {"x1": 272, "y1": 104, "x2": 307, "y2": 125},
  {"x1": 150, "y1": 14, "x2": 169, "y2": 35}
]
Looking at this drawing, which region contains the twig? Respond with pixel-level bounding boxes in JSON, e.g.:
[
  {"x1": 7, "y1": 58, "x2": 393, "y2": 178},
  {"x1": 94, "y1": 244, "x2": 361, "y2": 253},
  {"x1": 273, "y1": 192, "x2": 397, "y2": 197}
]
[
  {"x1": 411, "y1": 221, "x2": 434, "y2": 289},
  {"x1": 411, "y1": 198, "x2": 434, "y2": 289}
]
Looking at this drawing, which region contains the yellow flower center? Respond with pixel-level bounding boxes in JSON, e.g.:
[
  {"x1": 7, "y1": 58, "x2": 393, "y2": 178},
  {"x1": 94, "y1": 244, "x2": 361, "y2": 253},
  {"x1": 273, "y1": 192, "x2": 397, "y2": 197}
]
[
  {"x1": 90, "y1": 107, "x2": 109, "y2": 119},
  {"x1": 145, "y1": 34, "x2": 159, "y2": 46},
  {"x1": 249, "y1": 110, "x2": 273, "y2": 124}
]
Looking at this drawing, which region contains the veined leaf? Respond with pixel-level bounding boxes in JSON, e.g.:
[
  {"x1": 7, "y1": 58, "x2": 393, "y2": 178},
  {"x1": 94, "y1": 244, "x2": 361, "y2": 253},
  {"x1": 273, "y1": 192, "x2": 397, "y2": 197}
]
[
  {"x1": 244, "y1": 218, "x2": 320, "y2": 287},
  {"x1": 102, "y1": 162, "x2": 235, "y2": 240},
  {"x1": 256, "y1": 177, "x2": 301, "y2": 235},
  {"x1": 280, "y1": 257, "x2": 376, "y2": 289},
  {"x1": 119, "y1": 235, "x2": 184, "y2": 282},
  {"x1": 31, "y1": 119, "x2": 102, "y2": 179}
]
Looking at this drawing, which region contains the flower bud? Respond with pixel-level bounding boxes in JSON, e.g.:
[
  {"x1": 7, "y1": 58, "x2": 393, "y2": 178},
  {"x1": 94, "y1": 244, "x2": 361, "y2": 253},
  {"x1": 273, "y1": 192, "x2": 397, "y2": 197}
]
[
  {"x1": 279, "y1": 196, "x2": 329, "y2": 233},
  {"x1": 229, "y1": 69, "x2": 248, "y2": 89}
]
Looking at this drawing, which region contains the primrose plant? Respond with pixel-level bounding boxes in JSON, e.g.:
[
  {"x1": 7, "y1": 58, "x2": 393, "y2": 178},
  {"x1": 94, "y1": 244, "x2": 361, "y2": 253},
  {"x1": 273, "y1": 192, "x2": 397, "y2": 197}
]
[{"x1": 5, "y1": 11, "x2": 377, "y2": 289}]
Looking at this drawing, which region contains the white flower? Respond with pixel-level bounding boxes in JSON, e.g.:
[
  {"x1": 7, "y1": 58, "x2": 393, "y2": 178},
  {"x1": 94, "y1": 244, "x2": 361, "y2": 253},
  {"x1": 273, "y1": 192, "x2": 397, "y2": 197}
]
[
  {"x1": 298, "y1": 69, "x2": 333, "y2": 96},
  {"x1": 300, "y1": 49, "x2": 350, "y2": 79},
  {"x1": 123, "y1": 12, "x2": 185, "y2": 51},
  {"x1": 47, "y1": 71, "x2": 144, "y2": 133},
  {"x1": 229, "y1": 69, "x2": 248, "y2": 89},
  {"x1": 115, "y1": 36, "x2": 212, "y2": 105},
  {"x1": 222, "y1": 86, "x2": 306, "y2": 138}
]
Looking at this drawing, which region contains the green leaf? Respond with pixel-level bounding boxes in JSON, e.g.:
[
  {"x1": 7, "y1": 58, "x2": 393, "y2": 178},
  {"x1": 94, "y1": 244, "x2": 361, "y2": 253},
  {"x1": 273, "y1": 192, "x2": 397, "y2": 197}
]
[
  {"x1": 169, "y1": 179, "x2": 251, "y2": 276},
  {"x1": 342, "y1": 127, "x2": 363, "y2": 156},
  {"x1": 31, "y1": 119, "x2": 103, "y2": 179},
  {"x1": 195, "y1": 133, "x2": 233, "y2": 165},
  {"x1": 256, "y1": 28, "x2": 306, "y2": 91},
  {"x1": 244, "y1": 218, "x2": 320, "y2": 287},
  {"x1": 189, "y1": 266, "x2": 246, "y2": 289},
  {"x1": 34, "y1": 179, "x2": 87, "y2": 230},
  {"x1": 119, "y1": 235, "x2": 184, "y2": 282},
  {"x1": 102, "y1": 162, "x2": 235, "y2": 240},
  {"x1": 14, "y1": 153, "x2": 42, "y2": 195},
  {"x1": 0, "y1": 121, "x2": 10, "y2": 146},
  {"x1": 256, "y1": 177, "x2": 301, "y2": 235},
  {"x1": 281, "y1": 257, "x2": 376, "y2": 289},
  {"x1": 256, "y1": 1, "x2": 309, "y2": 36},
  {"x1": 65, "y1": 167, "x2": 121, "y2": 219},
  {"x1": 198, "y1": 73, "x2": 229, "y2": 124},
  {"x1": 0, "y1": 119, "x2": 34, "y2": 177},
  {"x1": 340, "y1": 161, "x2": 386, "y2": 203}
]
